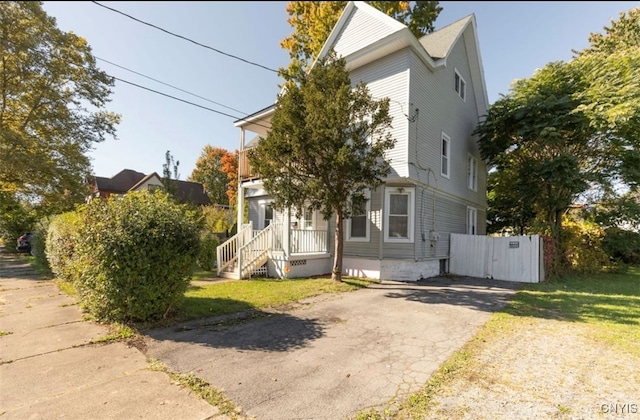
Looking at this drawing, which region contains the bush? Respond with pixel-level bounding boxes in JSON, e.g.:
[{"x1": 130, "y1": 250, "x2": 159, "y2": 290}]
[
  {"x1": 560, "y1": 217, "x2": 609, "y2": 274},
  {"x1": 602, "y1": 227, "x2": 640, "y2": 265},
  {"x1": 31, "y1": 216, "x2": 52, "y2": 270},
  {"x1": 74, "y1": 191, "x2": 201, "y2": 322},
  {"x1": 197, "y1": 232, "x2": 219, "y2": 272},
  {"x1": 45, "y1": 210, "x2": 85, "y2": 282}
]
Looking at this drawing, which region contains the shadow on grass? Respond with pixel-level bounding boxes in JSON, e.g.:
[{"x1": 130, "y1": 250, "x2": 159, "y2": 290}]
[
  {"x1": 147, "y1": 297, "x2": 325, "y2": 352},
  {"x1": 502, "y1": 270, "x2": 640, "y2": 325}
]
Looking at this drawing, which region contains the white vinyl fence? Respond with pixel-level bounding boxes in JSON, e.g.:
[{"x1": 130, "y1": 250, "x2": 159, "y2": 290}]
[{"x1": 449, "y1": 234, "x2": 544, "y2": 283}]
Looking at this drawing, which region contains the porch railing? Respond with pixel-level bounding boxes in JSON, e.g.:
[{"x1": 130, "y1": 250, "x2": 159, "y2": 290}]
[
  {"x1": 239, "y1": 223, "x2": 278, "y2": 278},
  {"x1": 291, "y1": 229, "x2": 327, "y2": 254},
  {"x1": 216, "y1": 222, "x2": 253, "y2": 275}
]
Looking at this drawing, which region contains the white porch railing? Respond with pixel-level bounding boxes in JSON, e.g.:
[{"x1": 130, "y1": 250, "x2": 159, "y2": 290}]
[
  {"x1": 216, "y1": 222, "x2": 253, "y2": 275},
  {"x1": 291, "y1": 229, "x2": 327, "y2": 254},
  {"x1": 239, "y1": 223, "x2": 278, "y2": 279}
]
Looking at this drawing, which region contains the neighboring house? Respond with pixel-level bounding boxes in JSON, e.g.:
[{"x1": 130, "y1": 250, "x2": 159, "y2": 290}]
[
  {"x1": 218, "y1": 1, "x2": 489, "y2": 281},
  {"x1": 89, "y1": 169, "x2": 212, "y2": 206}
]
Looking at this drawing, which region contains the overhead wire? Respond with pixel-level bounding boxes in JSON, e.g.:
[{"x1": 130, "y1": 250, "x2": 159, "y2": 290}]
[
  {"x1": 95, "y1": 56, "x2": 247, "y2": 115},
  {"x1": 112, "y1": 76, "x2": 272, "y2": 131},
  {"x1": 91, "y1": 1, "x2": 278, "y2": 73}
]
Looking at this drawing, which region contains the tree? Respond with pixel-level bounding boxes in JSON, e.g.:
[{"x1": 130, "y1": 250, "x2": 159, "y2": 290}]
[
  {"x1": 162, "y1": 150, "x2": 180, "y2": 199},
  {"x1": 248, "y1": 52, "x2": 395, "y2": 281},
  {"x1": 280, "y1": 1, "x2": 442, "y2": 79},
  {"x1": 188, "y1": 145, "x2": 238, "y2": 206},
  {"x1": 474, "y1": 7, "x2": 640, "y2": 268},
  {"x1": 0, "y1": 2, "x2": 120, "y2": 214}
]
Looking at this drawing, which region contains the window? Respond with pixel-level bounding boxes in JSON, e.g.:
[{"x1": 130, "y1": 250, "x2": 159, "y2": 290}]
[
  {"x1": 467, "y1": 154, "x2": 478, "y2": 191},
  {"x1": 347, "y1": 191, "x2": 371, "y2": 242},
  {"x1": 147, "y1": 184, "x2": 162, "y2": 192},
  {"x1": 384, "y1": 187, "x2": 415, "y2": 243},
  {"x1": 264, "y1": 204, "x2": 273, "y2": 228},
  {"x1": 454, "y1": 69, "x2": 466, "y2": 101},
  {"x1": 302, "y1": 207, "x2": 313, "y2": 230},
  {"x1": 441, "y1": 133, "x2": 450, "y2": 178},
  {"x1": 466, "y1": 206, "x2": 477, "y2": 235}
]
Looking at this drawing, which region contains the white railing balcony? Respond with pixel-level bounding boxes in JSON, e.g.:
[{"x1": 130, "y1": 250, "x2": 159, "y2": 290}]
[{"x1": 291, "y1": 230, "x2": 327, "y2": 254}]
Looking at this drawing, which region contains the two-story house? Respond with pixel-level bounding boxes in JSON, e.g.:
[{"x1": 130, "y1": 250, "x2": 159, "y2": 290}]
[{"x1": 217, "y1": 1, "x2": 489, "y2": 281}]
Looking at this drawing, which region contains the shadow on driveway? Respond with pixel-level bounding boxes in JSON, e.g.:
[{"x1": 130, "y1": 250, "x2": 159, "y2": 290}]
[
  {"x1": 369, "y1": 276, "x2": 523, "y2": 312},
  {"x1": 148, "y1": 309, "x2": 326, "y2": 352}
]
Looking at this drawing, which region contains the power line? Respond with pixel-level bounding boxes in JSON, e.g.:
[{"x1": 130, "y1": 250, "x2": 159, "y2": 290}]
[
  {"x1": 96, "y1": 56, "x2": 246, "y2": 115},
  {"x1": 112, "y1": 76, "x2": 272, "y2": 131},
  {"x1": 91, "y1": 1, "x2": 278, "y2": 73}
]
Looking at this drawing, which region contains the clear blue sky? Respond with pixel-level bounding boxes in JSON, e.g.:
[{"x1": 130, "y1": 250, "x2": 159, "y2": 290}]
[{"x1": 41, "y1": 1, "x2": 637, "y2": 180}]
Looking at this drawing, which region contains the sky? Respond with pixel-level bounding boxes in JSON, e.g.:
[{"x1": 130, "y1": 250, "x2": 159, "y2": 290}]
[{"x1": 40, "y1": 1, "x2": 638, "y2": 180}]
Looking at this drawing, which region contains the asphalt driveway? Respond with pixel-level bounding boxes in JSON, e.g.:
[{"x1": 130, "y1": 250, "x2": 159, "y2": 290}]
[{"x1": 145, "y1": 277, "x2": 519, "y2": 420}]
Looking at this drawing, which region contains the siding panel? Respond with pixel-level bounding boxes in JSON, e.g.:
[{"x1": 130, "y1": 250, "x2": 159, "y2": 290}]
[
  {"x1": 349, "y1": 49, "x2": 411, "y2": 178},
  {"x1": 334, "y1": 7, "x2": 402, "y2": 58}
]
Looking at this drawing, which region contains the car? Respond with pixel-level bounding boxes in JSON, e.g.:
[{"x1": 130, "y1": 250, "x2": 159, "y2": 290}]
[{"x1": 16, "y1": 232, "x2": 33, "y2": 254}]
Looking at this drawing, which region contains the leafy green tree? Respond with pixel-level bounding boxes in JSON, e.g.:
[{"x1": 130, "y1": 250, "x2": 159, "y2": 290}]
[
  {"x1": 280, "y1": 1, "x2": 442, "y2": 79},
  {"x1": 161, "y1": 150, "x2": 180, "y2": 199},
  {"x1": 0, "y1": 1, "x2": 120, "y2": 213},
  {"x1": 248, "y1": 52, "x2": 395, "y2": 281},
  {"x1": 188, "y1": 145, "x2": 238, "y2": 206},
  {"x1": 475, "y1": 7, "x2": 640, "y2": 265}
]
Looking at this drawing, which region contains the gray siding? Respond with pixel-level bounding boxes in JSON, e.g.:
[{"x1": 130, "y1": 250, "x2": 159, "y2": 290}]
[
  {"x1": 333, "y1": 5, "x2": 401, "y2": 58},
  {"x1": 343, "y1": 187, "x2": 382, "y2": 258},
  {"x1": 349, "y1": 49, "x2": 411, "y2": 178},
  {"x1": 407, "y1": 26, "x2": 487, "y2": 212}
]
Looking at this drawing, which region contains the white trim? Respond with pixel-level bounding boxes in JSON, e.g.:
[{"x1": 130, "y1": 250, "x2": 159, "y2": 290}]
[
  {"x1": 467, "y1": 154, "x2": 478, "y2": 191},
  {"x1": 441, "y1": 132, "x2": 451, "y2": 179},
  {"x1": 454, "y1": 68, "x2": 466, "y2": 102},
  {"x1": 384, "y1": 187, "x2": 415, "y2": 243},
  {"x1": 347, "y1": 190, "x2": 371, "y2": 242},
  {"x1": 466, "y1": 206, "x2": 477, "y2": 235}
]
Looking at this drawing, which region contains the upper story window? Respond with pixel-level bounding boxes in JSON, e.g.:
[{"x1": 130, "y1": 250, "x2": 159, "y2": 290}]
[
  {"x1": 467, "y1": 206, "x2": 477, "y2": 235},
  {"x1": 347, "y1": 190, "x2": 371, "y2": 242},
  {"x1": 467, "y1": 154, "x2": 478, "y2": 191},
  {"x1": 441, "y1": 132, "x2": 450, "y2": 178},
  {"x1": 384, "y1": 187, "x2": 415, "y2": 243},
  {"x1": 454, "y1": 69, "x2": 466, "y2": 101}
]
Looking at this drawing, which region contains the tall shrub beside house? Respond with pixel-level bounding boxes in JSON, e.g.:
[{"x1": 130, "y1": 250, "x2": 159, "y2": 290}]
[{"x1": 74, "y1": 191, "x2": 201, "y2": 322}]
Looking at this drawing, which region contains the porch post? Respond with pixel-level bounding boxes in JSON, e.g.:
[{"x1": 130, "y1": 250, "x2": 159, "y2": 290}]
[
  {"x1": 237, "y1": 185, "x2": 244, "y2": 229},
  {"x1": 237, "y1": 127, "x2": 245, "y2": 229},
  {"x1": 283, "y1": 207, "x2": 291, "y2": 258}
]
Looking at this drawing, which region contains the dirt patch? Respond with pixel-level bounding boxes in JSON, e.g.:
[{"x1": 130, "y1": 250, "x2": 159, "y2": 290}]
[{"x1": 420, "y1": 317, "x2": 640, "y2": 419}]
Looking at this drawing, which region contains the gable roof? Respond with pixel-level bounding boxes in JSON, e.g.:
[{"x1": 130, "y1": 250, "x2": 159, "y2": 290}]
[
  {"x1": 236, "y1": 1, "x2": 489, "y2": 128},
  {"x1": 91, "y1": 169, "x2": 212, "y2": 206},
  {"x1": 419, "y1": 15, "x2": 473, "y2": 59}
]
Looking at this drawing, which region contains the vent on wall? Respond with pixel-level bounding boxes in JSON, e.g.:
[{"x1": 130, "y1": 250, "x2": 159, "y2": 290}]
[{"x1": 291, "y1": 260, "x2": 307, "y2": 266}]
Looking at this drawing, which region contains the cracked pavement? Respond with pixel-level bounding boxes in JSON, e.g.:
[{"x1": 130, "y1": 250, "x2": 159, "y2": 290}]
[{"x1": 145, "y1": 277, "x2": 519, "y2": 420}]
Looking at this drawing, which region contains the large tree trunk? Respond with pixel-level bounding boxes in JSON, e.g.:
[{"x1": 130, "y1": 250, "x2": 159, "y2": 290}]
[{"x1": 332, "y1": 209, "x2": 343, "y2": 282}]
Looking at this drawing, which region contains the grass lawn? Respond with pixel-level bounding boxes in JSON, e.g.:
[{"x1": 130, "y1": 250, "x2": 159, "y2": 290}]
[
  {"x1": 355, "y1": 266, "x2": 640, "y2": 419},
  {"x1": 177, "y1": 276, "x2": 375, "y2": 321}
]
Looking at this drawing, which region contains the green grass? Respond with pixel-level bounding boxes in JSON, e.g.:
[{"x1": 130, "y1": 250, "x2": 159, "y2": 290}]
[
  {"x1": 354, "y1": 266, "x2": 640, "y2": 419},
  {"x1": 89, "y1": 323, "x2": 137, "y2": 344},
  {"x1": 178, "y1": 277, "x2": 375, "y2": 321}
]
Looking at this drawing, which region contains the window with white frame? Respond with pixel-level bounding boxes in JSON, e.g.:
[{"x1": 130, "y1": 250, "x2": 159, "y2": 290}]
[
  {"x1": 441, "y1": 132, "x2": 450, "y2": 178},
  {"x1": 467, "y1": 154, "x2": 478, "y2": 191},
  {"x1": 347, "y1": 191, "x2": 370, "y2": 242},
  {"x1": 384, "y1": 187, "x2": 414, "y2": 242},
  {"x1": 454, "y1": 69, "x2": 466, "y2": 101},
  {"x1": 302, "y1": 207, "x2": 313, "y2": 230},
  {"x1": 466, "y1": 206, "x2": 477, "y2": 235}
]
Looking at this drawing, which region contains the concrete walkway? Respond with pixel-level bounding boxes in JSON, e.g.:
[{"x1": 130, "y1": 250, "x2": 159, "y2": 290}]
[
  {"x1": 0, "y1": 249, "x2": 219, "y2": 419},
  {"x1": 145, "y1": 276, "x2": 520, "y2": 420}
]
